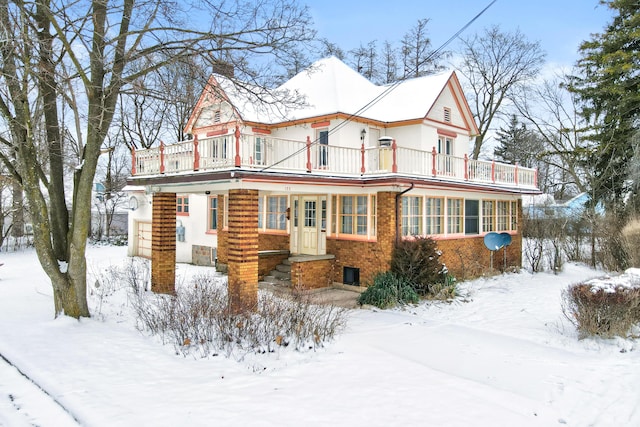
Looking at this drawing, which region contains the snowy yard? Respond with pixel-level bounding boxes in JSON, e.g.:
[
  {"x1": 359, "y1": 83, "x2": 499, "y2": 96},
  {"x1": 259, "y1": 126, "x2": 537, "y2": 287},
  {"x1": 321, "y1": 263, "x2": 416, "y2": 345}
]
[{"x1": 0, "y1": 245, "x2": 638, "y2": 426}]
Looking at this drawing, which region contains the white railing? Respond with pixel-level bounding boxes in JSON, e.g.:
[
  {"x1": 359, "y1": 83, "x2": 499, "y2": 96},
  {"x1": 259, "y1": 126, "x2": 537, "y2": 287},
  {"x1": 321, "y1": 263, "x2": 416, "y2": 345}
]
[{"x1": 131, "y1": 133, "x2": 538, "y2": 189}]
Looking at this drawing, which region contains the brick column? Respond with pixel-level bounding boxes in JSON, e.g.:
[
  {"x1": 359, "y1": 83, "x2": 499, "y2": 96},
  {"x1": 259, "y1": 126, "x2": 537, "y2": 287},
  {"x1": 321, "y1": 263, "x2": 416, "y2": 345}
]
[
  {"x1": 227, "y1": 189, "x2": 259, "y2": 312},
  {"x1": 151, "y1": 192, "x2": 176, "y2": 294},
  {"x1": 216, "y1": 195, "x2": 228, "y2": 272},
  {"x1": 376, "y1": 191, "x2": 398, "y2": 271}
]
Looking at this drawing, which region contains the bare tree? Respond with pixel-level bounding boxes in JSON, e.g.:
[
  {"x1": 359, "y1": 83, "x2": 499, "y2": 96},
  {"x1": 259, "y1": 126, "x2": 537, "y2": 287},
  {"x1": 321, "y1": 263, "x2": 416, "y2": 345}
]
[
  {"x1": 379, "y1": 41, "x2": 398, "y2": 84},
  {"x1": 400, "y1": 18, "x2": 442, "y2": 78},
  {"x1": 458, "y1": 26, "x2": 546, "y2": 159},
  {"x1": 514, "y1": 74, "x2": 591, "y2": 198},
  {"x1": 349, "y1": 41, "x2": 377, "y2": 81},
  {"x1": 0, "y1": 0, "x2": 314, "y2": 318}
]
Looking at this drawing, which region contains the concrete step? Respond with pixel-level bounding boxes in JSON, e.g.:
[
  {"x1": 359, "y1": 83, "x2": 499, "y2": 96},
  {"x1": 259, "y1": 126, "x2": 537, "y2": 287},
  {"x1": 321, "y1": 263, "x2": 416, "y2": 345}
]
[
  {"x1": 268, "y1": 270, "x2": 291, "y2": 280},
  {"x1": 276, "y1": 264, "x2": 291, "y2": 273},
  {"x1": 262, "y1": 275, "x2": 292, "y2": 287},
  {"x1": 282, "y1": 259, "x2": 292, "y2": 266}
]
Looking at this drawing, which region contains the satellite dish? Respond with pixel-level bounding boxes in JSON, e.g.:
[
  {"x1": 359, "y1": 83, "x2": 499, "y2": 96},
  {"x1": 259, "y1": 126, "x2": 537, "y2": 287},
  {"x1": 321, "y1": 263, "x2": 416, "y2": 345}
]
[
  {"x1": 483, "y1": 232, "x2": 502, "y2": 250},
  {"x1": 499, "y1": 232, "x2": 512, "y2": 247}
]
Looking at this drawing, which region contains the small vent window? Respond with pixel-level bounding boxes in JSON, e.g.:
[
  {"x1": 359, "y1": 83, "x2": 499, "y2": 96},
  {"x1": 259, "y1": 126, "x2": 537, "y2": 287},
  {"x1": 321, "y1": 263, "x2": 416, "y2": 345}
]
[
  {"x1": 444, "y1": 107, "x2": 451, "y2": 123},
  {"x1": 214, "y1": 110, "x2": 221, "y2": 123}
]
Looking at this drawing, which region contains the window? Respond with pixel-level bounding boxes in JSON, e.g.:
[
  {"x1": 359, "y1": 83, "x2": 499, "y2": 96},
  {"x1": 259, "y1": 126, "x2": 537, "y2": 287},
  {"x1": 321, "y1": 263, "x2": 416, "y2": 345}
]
[
  {"x1": 208, "y1": 196, "x2": 218, "y2": 231},
  {"x1": 425, "y1": 197, "x2": 444, "y2": 235},
  {"x1": 177, "y1": 196, "x2": 189, "y2": 215},
  {"x1": 497, "y1": 201, "x2": 509, "y2": 231},
  {"x1": 482, "y1": 200, "x2": 495, "y2": 232},
  {"x1": 437, "y1": 137, "x2": 453, "y2": 155},
  {"x1": 370, "y1": 195, "x2": 376, "y2": 237},
  {"x1": 444, "y1": 107, "x2": 451, "y2": 123},
  {"x1": 335, "y1": 195, "x2": 372, "y2": 236},
  {"x1": 318, "y1": 129, "x2": 329, "y2": 168},
  {"x1": 254, "y1": 137, "x2": 265, "y2": 165},
  {"x1": 465, "y1": 200, "x2": 479, "y2": 235},
  {"x1": 261, "y1": 195, "x2": 287, "y2": 231},
  {"x1": 331, "y1": 195, "x2": 337, "y2": 234},
  {"x1": 511, "y1": 201, "x2": 518, "y2": 231},
  {"x1": 447, "y1": 198, "x2": 463, "y2": 234},
  {"x1": 402, "y1": 196, "x2": 422, "y2": 236},
  {"x1": 213, "y1": 110, "x2": 221, "y2": 123}
]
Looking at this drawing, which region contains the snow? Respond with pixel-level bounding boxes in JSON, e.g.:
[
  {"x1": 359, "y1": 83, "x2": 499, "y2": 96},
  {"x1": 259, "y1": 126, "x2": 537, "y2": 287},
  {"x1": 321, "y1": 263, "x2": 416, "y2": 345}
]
[
  {"x1": 1, "y1": 246, "x2": 639, "y2": 426},
  {"x1": 218, "y1": 57, "x2": 453, "y2": 124}
]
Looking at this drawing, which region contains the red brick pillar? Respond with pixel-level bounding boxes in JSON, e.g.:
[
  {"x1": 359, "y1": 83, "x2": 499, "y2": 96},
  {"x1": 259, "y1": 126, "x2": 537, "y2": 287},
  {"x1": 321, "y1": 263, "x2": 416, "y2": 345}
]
[
  {"x1": 227, "y1": 189, "x2": 259, "y2": 312},
  {"x1": 151, "y1": 192, "x2": 176, "y2": 294}
]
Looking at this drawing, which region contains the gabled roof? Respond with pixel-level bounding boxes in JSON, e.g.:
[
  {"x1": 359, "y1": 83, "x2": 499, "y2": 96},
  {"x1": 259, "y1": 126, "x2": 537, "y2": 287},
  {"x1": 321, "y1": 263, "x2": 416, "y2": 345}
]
[{"x1": 186, "y1": 56, "x2": 477, "y2": 131}]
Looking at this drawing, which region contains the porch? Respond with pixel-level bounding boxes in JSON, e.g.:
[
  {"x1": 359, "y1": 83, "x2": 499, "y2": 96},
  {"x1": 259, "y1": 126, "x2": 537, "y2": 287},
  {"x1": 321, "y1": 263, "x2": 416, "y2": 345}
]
[{"x1": 131, "y1": 128, "x2": 538, "y2": 190}]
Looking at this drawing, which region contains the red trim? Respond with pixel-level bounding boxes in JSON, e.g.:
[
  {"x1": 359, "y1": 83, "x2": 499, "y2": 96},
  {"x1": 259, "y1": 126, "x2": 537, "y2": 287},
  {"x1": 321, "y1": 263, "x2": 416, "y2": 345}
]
[
  {"x1": 311, "y1": 120, "x2": 330, "y2": 129},
  {"x1": 252, "y1": 127, "x2": 271, "y2": 135},
  {"x1": 206, "y1": 128, "x2": 229, "y2": 137},
  {"x1": 234, "y1": 126, "x2": 241, "y2": 167},
  {"x1": 437, "y1": 129, "x2": 458, "y2": 138}
]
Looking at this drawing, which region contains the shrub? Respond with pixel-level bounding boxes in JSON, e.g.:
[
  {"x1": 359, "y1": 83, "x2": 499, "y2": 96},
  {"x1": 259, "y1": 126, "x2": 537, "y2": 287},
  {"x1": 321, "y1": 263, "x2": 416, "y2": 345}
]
[
  {"x1": 128, "y1": 272, "x2": 348, "y2": 358},
  {"x1": 622, "y1": 217, "x2": 640, "y2": 268},
  {"x1": 358, "y1": 271, "x2": 419, "y2": 309},
  {"x1": 562, "y1": 273, "x2": 640, "y2": 338},
  {"x1": 390, "y1": 237, "x2": 446, "y2": 296}
]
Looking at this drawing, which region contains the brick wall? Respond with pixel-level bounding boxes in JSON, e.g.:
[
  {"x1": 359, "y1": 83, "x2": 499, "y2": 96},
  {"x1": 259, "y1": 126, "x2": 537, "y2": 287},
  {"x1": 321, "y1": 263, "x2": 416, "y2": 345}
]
[
  {"x1": 259, "y1": 233, "x2": 289, "y2": 251},
  {"x1": 151, "y1": 192, "x2": 176, "y2": 294},
  {"x1": 290, "y1": 258, "x2": 334, "y2": 289},
  {"x1": 326, "y1": 191, "x2": 397, "y2": 286},
  {"x1": 227, "y1": 189, "x2": 258, "y2": 312}
]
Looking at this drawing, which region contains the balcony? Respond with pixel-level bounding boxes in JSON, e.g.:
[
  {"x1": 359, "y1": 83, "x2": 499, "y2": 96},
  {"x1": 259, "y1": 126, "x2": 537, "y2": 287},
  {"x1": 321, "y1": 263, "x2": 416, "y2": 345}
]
[{"x1": 130, "y1": 131, "x2": 538, "y2": 190}]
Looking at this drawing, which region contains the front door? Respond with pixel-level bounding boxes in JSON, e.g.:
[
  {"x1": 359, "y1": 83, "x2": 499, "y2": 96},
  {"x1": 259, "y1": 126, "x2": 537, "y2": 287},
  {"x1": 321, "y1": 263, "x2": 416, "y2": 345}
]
[
  {"x1": 291, "y1": 195, "x2": 326, "y2": 255},
  {"x1": 301, "y1": 196, "x2": 318, "y2": 254}
]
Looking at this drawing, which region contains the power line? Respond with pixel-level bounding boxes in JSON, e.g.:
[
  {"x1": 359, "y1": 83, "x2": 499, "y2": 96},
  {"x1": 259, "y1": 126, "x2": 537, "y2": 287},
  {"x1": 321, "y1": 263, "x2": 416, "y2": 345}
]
[{"x1": 257, "y1": 0, "x2": 497, "y2": 173}]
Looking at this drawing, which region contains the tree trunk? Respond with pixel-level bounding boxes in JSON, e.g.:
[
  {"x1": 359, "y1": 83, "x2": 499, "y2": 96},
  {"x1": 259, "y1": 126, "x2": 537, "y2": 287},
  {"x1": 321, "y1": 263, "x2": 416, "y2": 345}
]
[{"x1": 11, "y1": 181, "x2": 24, "y2": 238}]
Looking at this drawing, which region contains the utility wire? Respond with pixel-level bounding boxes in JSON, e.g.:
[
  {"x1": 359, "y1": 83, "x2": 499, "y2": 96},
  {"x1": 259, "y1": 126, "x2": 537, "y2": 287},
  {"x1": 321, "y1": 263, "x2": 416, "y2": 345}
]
[{"x1": 256, "y1": 0, "x2": 497, "y2": 173}]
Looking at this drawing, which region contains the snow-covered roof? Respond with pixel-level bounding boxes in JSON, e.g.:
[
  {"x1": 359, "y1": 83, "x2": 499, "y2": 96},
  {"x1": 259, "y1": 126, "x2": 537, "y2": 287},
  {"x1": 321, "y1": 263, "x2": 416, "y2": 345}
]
[{"x1": 213, "y1": 56, "x2": 457, "y2": 125}]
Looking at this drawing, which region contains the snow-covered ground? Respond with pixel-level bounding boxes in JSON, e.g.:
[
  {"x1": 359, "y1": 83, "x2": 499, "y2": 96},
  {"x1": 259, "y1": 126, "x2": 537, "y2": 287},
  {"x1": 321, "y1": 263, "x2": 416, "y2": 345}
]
[{"x1": 0, "y1": 245, "x2": 638, "y2": 426}]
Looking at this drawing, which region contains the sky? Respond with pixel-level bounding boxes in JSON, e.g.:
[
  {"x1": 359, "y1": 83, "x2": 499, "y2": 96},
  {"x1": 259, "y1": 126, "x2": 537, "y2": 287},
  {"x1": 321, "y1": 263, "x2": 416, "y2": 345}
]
[
  {"x1": 305, "y1": 0, "x2": 613, "y2": 69},
  {"x1": 1, "y1": 245, "x2": 640, "y2": 426}
]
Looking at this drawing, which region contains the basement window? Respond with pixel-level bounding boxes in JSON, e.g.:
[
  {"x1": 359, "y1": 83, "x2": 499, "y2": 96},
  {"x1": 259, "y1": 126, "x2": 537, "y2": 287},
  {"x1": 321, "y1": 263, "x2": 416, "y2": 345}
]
[{"x1": 343, "y1": 267, "x2": 360, "y2": 286}]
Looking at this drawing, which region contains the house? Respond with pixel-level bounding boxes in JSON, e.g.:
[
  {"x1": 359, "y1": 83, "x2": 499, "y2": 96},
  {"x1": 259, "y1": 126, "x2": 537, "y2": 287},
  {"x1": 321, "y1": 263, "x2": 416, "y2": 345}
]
[
  {"x1": 126, "y1": 57, "x2": 539, "y2": 310},
  {"x1": 523, "y1": 192, "x2": 603, "y2": 221}
]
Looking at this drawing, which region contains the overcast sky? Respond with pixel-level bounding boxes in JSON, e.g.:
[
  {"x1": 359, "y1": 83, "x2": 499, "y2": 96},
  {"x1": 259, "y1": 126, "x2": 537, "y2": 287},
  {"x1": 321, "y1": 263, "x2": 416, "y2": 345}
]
[{"x1": 305, "y1": 0, "x2": 613, "y2": 69}]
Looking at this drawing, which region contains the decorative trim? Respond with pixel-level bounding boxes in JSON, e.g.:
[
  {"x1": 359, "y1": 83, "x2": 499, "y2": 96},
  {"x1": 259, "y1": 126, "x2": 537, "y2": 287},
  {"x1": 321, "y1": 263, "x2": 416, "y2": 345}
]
[
  {"x1": 311, "y1": 120, "x2": 330, "y2": 129},
  {"x1": 437, "y1": 129, "x2": 458, "y2": 138},
  {"x1": 206, "y1": 128, "x2": 229, "y2": 137},
  {"x1": 252, "y1": 127, "x2": 271, "y2": 135}
]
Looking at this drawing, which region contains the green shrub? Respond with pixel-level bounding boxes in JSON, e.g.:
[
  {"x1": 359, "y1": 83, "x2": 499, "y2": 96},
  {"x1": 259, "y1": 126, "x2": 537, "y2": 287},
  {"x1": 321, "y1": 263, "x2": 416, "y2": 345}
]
[
  {"x1": 390, "y1": 237, "x2": 447, "y2": 296},
  {"x1": 562, "y1": 277, "x2": 640, "y2": 339},
  {"x1": 358, "y1": 271, "x2": 419, "y2": 309}
]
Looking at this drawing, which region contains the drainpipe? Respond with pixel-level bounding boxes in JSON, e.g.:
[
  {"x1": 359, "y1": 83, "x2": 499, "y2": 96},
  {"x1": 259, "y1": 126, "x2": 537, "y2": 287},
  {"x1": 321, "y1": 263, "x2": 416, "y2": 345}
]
[{"x1": 394, "y1": 183, "x2": 415, "y2": 245}]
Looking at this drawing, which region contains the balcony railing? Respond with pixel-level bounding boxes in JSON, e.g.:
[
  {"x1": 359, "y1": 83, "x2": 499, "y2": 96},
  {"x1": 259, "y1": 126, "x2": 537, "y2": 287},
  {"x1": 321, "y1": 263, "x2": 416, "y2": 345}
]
[{"x1": 131, "y1": 129, "x2": 538, "y2": 189}]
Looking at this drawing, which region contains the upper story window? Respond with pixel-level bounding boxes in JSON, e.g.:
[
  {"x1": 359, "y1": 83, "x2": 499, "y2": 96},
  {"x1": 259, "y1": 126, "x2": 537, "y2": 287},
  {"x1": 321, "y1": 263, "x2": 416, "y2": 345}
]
[
  {"x1": 317, "y1": 129, "x2": 329, "y2": 168},
  {"x1": 177, "y1": 196, "x2": 189, "y2": 215}
]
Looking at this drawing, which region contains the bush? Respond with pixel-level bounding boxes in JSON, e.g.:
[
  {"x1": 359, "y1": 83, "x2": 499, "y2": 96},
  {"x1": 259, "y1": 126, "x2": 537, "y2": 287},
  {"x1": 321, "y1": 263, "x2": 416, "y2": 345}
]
[
  {"x1": 358, "y1": 271, "x2": 419, "y2": 309},
  {"x1": 390, "y1": 237, "x2": 447, "y2": 296},
  {"x1": 562, "y1": 274, "x2": 640, "y2": 338},
  {"x1": 128, "y1": 272, "x2": 348, "y2": 358}
]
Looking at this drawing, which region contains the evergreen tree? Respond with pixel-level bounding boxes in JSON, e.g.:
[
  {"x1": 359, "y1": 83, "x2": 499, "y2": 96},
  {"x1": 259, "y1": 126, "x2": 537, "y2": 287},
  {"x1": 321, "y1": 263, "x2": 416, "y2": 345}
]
[{"x1": 568, "y1": 0, "x2": 640, "y2": 206}]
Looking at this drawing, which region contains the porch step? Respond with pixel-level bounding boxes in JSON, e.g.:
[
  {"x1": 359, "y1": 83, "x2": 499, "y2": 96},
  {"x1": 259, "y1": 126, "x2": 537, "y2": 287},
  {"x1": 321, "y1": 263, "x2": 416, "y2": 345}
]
[
  {"x1": 261, "y1": 275, "x2": 292, "y2": 287},
  {"x1": 275, "y1": 264, "x2": 291, "y2": 273},
  {"x1": 268, "y1": 269, "x2": 291, "y2": 280}
]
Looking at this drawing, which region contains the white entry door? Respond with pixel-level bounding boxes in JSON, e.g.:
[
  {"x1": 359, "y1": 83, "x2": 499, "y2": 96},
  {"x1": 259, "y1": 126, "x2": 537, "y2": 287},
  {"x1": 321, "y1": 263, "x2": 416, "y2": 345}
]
[{"x1": 301, "y1": 196, "x2": 318, "y2": 255}]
